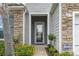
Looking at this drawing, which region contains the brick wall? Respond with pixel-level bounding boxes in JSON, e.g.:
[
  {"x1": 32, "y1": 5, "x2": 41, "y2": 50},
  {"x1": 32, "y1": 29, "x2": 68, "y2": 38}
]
[{"x1": 61, "y1": 3, "x2": 79, "y2": 51}]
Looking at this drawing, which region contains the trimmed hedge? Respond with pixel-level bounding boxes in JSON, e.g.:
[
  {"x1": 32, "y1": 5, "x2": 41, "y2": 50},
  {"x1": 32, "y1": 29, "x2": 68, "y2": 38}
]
[
  {"x1": 0, "y1": 41, "x2": 5, "y2": 56},
  {"x1": 59, "y1": 51, "x2": 73, "y2": 56},
  {"x1": 0, "y1": 41, "x2": 35, "y2": 56},
  {"x1": 15, "y1": 44, "x2": 35, "y2": 56}
]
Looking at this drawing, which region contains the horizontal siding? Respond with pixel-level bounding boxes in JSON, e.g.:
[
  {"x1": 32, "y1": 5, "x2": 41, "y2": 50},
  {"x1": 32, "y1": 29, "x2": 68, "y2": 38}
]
[{"x1": 50, "y1": 5, "x2": 59, "y2": 51}]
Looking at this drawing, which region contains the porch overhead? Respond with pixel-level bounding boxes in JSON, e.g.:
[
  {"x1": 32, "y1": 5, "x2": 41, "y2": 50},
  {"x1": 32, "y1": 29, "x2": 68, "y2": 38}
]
[{"x1": 25, "y1": 3, "x2": 52, "y2": 13}]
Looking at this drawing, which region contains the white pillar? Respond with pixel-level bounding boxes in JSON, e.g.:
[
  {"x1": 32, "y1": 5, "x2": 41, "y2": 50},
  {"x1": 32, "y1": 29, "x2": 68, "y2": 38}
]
[
  {"x1": 29, "y1": 13, "x2": 31, "y2": 45},
  {"x1": 47, "y1": 13, "x2": 50, "y2": 44}
]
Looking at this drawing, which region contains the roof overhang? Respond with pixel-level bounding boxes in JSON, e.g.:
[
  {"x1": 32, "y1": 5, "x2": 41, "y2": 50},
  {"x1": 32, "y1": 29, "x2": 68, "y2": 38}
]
[
  {"x1": 50, "y1": 3, "x2": 58, "y2": 14},
  {"x1": 8, "y1": 6, "x2": 25, "y2": 11}
]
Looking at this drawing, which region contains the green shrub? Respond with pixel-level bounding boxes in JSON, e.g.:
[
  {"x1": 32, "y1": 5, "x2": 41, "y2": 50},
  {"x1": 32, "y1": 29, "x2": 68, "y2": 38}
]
[
  {"x1": 15, "y1": 44, "x2": 35, "y2": 56},
  {"x1": 53, "y1": 53, "x2": 59, "y2": 56},
  {"x1": 48, "y1": 34, "x2": 56, "y2": 41},
  {"x1": 59, "y1": 51, "x2": 73, "y2": 56},
  {"x1": 48, "y1": 47, "x2": 56, "y2": 53},
  {"x1": 0, "y1": 41, "x2": 5, "y2": 56},
  {"x1": 48, "y1": 34, "x2": 56, "y2": 45},
  {"x1": 48, "y1": 46, "x2": 58, "y2": 56},
  {"x1": 13, "y1": 34, "x2": 21, "y2": 44},
  {"x1": 47, "y1": 44, "x2": 52, "y2": 48}
]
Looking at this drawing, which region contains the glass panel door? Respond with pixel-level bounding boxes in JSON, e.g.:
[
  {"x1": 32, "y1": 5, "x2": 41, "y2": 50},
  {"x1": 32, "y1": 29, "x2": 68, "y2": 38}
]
[{"x1": 35, "y1": 22, "x2": 44, "y2": 44}]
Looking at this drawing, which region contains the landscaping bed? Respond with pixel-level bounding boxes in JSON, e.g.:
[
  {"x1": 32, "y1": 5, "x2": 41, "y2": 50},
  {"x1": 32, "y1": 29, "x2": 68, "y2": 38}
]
[
  {"x1": 0, "y1": 41, "x2": 5, "y2": 56},
  {"x1": 15, "y1": 44, "x2": 35, "y2": 56},
  {"x1": 47, "y1": 44, "x2": 73, "y2": 56},
  {"x1": 0, "y1": 41, "x2": 35, "y2": 56}
]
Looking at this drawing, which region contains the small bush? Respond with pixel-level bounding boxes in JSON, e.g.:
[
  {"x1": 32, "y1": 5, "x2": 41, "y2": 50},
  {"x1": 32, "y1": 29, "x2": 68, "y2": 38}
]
[
  {"x1": 47, "y1": 44, "x2": 52, "y2": 48},
  {"x1": 15, "y1": 44, "x2": 35, "y2": 56},
  {"x1": 48, "y1": 34, "x2": 56, "y2": 41},
  {"x1": 48, "y1": 34, "x2": 56, "y2": 45},
  {"x1": 48, "y1": 47, "x2": 56, "y2": 53},
  {"x1": 13, "y1": 35, "x2": 21, "y2": 44},
  {"x1": 59, "y1": 51, "x2": 73, "y2": 56},
  {"x1": 53, "y1": 53, "x2": 59, "y2": 56},
  {"x1": 48, "y1": 45, "x2": 58, "y2": 56},
  {"x1": 0, "y1": 41, "x2": 5, "y2": 56}
]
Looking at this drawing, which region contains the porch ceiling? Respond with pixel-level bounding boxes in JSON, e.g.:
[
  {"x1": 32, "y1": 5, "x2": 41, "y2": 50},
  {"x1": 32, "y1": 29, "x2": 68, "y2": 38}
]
[{"x1": 25, "y1": 3, "x2": 52, "y2": 13}]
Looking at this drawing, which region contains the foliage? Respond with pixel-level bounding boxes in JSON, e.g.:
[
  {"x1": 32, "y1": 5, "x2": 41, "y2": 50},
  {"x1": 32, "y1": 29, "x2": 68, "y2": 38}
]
[
  {"x1": 48, "y1": 34, "x2": 56, "y2": 41},
  {"x1": 48, "y1": 46, "x2": 56, "y2": 53},
  {"x1": 48, "y1": 45, "x2": 73, "y2": 56},
  {"x1": 15, "y1": 44, "x2": 35, "y2": 56},
  {"x1": 0, "y1": 41, "x2": 5, "y2": 56},
  {"x1": 48, "y1": 34, "x2": 56, "y2": 45},
  {"x1": 47, "y1": 44, "x2": 52, "y2": 48},
  {"x1": 47, "y1": 44, "x2": 59, "y2": 56},
  {"x1": 59, "y1": 51, "x2": 73, "y2": 56},
  {"x1": 47, "y1": 45, "x2": 58, "y2": 56},
  {"x1": 13, "y1": 35, "x2": 21, "y2": 44}
]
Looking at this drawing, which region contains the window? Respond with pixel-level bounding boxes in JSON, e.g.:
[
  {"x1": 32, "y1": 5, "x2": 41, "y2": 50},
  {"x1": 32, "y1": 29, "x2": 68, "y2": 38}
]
[
  {"x1": 9, "y1": 12, "x2": 14, "y2": 38},
  {"x1": 0, "y1": 15, "x2": 4, "y2": 40}
]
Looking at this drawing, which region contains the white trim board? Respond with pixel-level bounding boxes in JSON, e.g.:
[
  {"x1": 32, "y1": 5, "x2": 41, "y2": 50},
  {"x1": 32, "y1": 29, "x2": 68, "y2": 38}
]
[
  {"x1": 59, "y1": 3, "x2": 62, "y2": 53},
  {"x1": 73, "y1": 11, "x2": 79, "y2": 56},
  {"x1": 29, "y1": 12, "x2": 49, "y2": 44},
  {"x1": 23, "y1": 11, "x2": 25, "y2": 45}
]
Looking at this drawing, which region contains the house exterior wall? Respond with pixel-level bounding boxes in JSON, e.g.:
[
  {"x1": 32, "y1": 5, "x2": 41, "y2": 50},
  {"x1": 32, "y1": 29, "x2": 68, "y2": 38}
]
[
  {"x1": 50, "y1": 5, "x2": 59, "y2": 51},
  {"x1": 0, "y1": 7, "x2": 3, "y2": 15},
  {"x1": 9, "y1": 9, "x2": 24, "y2": 43},
  {"x1": 61, "y1": 3, "x2": 79, "y2": 51},
  {"x1": 0, "y1": 6, "x2": 24, "y2": 43}
]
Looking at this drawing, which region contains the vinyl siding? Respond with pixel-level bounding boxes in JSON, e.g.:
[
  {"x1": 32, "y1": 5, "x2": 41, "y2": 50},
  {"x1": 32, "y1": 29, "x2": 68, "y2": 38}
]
[{"x1": 50, "y1": 5, "x2": 59, "y2": 51}]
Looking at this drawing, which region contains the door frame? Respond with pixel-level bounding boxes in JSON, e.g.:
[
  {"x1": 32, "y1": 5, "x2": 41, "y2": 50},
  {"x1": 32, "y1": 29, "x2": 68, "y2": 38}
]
[
  {"x1": 29, "y1": 12, "x2": 50, "y2": 45},
  {"x1": 34, "y1": 22, "x2": 45, "y2": 44},
  {"x1": 73, "y1": 11, "x2": 79, "y2": 55}
]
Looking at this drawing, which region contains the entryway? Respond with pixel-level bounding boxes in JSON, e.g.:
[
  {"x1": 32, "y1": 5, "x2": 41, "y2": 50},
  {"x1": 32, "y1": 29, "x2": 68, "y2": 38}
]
[
  {"x1": 31, "y1": 16, "x2": 47, "y2": 45},
  {"x1": 34, "y1": 22, "x2": 45, "y2": 44},
  {"x1": 33, "y1": 45, "x2": 48, "y2": 56}
]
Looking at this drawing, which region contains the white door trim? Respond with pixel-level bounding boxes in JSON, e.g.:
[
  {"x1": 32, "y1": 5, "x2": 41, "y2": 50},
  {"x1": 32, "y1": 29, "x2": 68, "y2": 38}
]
[
  {"x1": 34, "y1": 22, "x2": 45, "y2": 44},
  {"x1": 29, "y1": 12, "x2": 49, "y2": 45},
  {"x1": 23, "y1": 11, "x2": 25, "y2": 45},
  {"x1": 59, "y1": 3, "x2": 62, "y2": 53},
  {"x1": 29, "y1": 13, "x2": 31, "y2": 45},
  {"x1": 47, "y1": 13, "x2": 50, "y2": 44},
  {"x1": 73, "y1": 11, "x2": 79, "y2": 56}
]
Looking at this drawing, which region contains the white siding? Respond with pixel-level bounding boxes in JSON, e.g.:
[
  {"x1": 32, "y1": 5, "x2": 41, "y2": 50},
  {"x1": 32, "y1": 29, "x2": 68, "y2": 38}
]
[{"x1": 50, "y1": 5, "x2": 59, "y2": 51}]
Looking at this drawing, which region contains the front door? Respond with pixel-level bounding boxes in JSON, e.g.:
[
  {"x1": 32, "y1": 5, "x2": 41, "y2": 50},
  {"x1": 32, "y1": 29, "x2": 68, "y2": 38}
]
[{"x1": 34, "y1": 22, "x2": 45, "y2": 44}]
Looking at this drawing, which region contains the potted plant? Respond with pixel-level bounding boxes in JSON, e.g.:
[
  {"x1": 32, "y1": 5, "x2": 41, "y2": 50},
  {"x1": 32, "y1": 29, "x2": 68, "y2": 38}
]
[{"x1": 48, "y1": 34, "x2": 56, "y2": 45}]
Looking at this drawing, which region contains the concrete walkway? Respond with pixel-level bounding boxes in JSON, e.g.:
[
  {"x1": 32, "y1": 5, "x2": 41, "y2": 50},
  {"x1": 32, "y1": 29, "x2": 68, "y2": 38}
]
[{"x1": 33, "y1": 45, "x2": 48, "y2": 56}]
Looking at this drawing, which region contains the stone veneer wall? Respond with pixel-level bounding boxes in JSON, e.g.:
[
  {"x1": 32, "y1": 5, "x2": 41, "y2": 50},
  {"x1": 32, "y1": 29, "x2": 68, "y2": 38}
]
[
  {"x1": 0, "y1": 6, "x2": 24, "y2": 43},
  {"x1": 11, "y1": 10, "x2": 23, "y2": 43},
  {"x1": 61, "y1": 3, "x2": 79, "y2": 51},
  {"x1": 0, "y1": 7, "x2": 3, "y2": 15}
]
